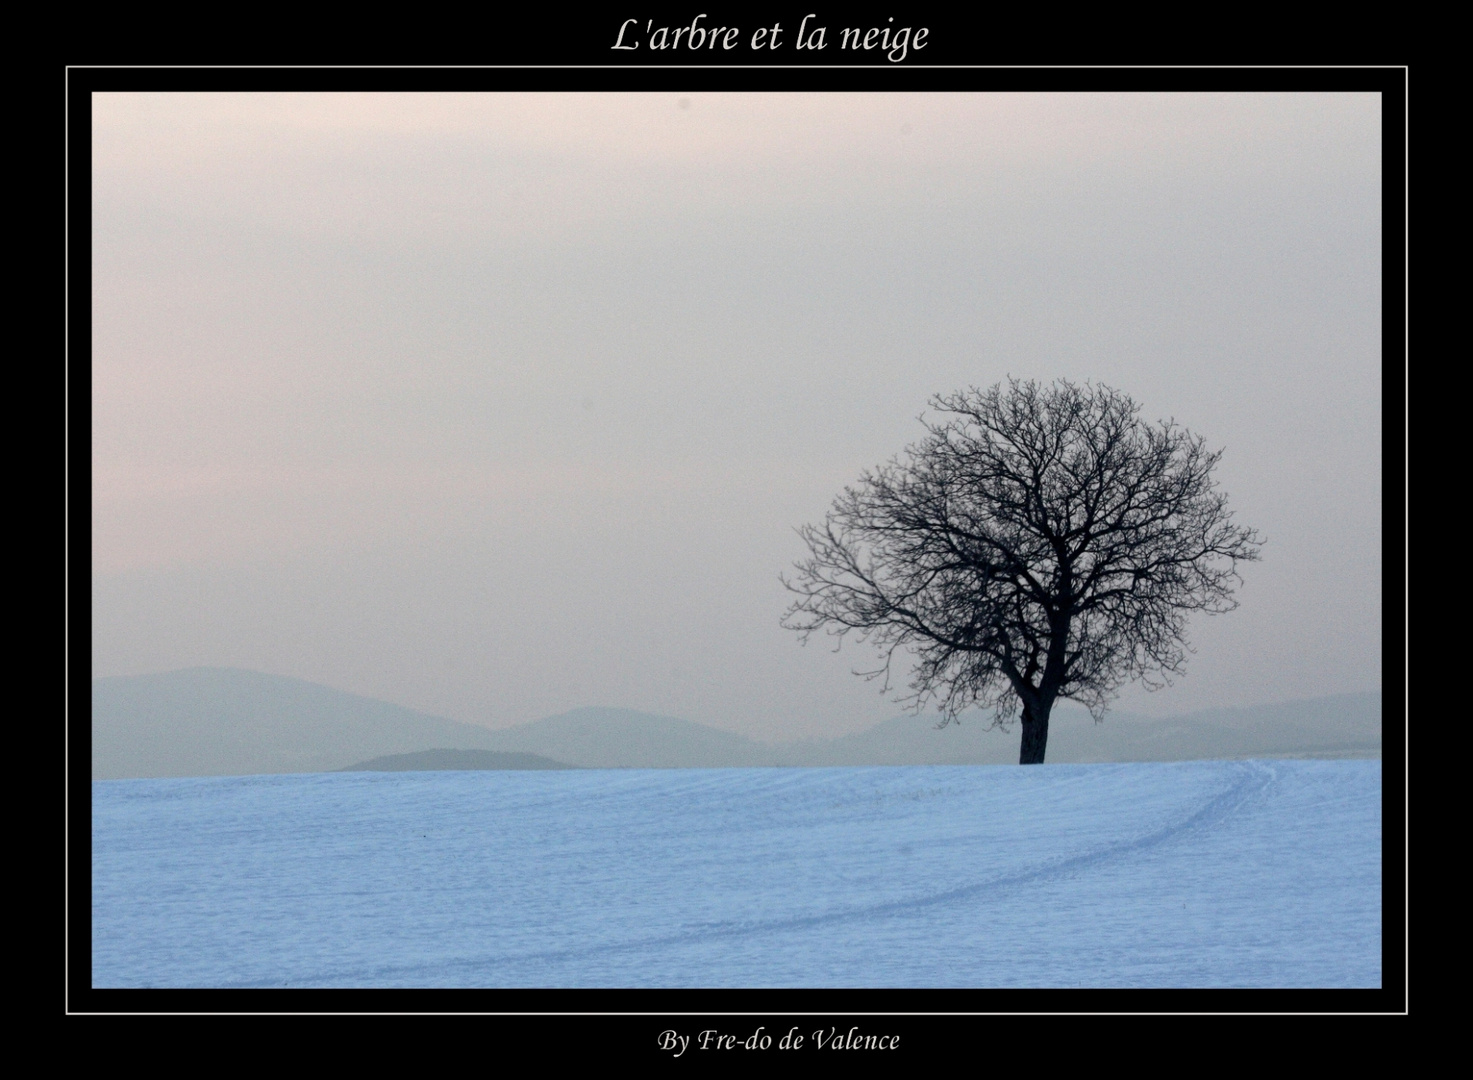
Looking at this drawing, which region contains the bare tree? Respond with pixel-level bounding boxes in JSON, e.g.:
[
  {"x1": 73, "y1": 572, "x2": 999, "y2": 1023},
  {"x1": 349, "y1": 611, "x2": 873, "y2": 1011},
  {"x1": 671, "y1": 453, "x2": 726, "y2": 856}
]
[{"x1": 782, "y1": 379, "x2": 1263, "y2": 764}]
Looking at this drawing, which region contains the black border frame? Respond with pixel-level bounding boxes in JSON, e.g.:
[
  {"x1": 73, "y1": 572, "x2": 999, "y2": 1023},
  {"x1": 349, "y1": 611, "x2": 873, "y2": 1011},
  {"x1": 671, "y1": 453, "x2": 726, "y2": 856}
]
[{"x1": 68, "y1": 60, "x2": 1408, "y2": 1028}]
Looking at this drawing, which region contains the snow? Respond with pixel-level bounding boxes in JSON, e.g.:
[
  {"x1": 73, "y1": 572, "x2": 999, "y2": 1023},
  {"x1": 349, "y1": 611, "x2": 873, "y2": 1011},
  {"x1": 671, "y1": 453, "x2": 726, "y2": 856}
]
[{"x1": 91, "y1": 760, "x2": 1381, "y2": 988}]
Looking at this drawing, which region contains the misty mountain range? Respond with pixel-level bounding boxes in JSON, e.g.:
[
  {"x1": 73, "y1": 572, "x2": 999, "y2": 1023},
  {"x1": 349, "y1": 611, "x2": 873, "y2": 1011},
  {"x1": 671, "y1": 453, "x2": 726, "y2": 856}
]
[{"x1": 89, "y1": 668, "x2": 1383, "y2": 780}]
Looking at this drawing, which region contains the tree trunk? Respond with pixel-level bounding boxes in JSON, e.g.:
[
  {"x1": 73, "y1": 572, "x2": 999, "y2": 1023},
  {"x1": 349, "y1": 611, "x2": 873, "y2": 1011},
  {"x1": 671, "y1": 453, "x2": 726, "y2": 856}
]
[{"x1": 1019, "y1": 701, "x2": 1050, "y2": 765}]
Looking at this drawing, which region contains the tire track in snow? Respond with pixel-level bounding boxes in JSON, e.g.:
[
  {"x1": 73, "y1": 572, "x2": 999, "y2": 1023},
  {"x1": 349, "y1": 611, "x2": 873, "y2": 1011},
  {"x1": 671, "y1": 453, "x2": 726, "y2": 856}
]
[{"x1": 286, "y1": 760, "x2": 1278, "y2": 988}]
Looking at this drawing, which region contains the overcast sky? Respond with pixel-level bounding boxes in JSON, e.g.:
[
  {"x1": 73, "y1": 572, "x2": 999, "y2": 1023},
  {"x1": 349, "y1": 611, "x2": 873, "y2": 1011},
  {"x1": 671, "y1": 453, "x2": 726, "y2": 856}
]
[{"x1": 90, "y1": 91, "x2": 1383, "y2": 741}]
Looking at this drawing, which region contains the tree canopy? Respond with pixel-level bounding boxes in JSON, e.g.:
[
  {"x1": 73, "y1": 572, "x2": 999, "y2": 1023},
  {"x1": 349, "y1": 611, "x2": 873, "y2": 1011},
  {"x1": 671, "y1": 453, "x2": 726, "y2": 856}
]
[{"x1": 781, "y1": 378, "x2": 1263, "y2": 764}]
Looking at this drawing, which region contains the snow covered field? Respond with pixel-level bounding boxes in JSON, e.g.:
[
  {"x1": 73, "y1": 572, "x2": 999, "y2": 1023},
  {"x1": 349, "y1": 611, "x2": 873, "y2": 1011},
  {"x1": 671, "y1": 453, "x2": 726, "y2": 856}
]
[{"x1": 91, "y1": 761, "x2": 1381, "y2": 988}]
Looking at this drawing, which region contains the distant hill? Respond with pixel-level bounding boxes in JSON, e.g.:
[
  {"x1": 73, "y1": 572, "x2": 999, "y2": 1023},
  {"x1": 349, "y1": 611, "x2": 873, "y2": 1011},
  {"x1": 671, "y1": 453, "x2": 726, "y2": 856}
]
[
  {"x1": 91, "y1": 668, "x2": 1382, "y2": 779},
  {"x1": 475, "y1": 706, "x2": 780, "y2": 768},
  {"x1": 1044, "y1": 693, "x2": 1383, "y2": 764},
  {"x1": 92, "y1": 668, "x2": 506, "y2": 779},
  {"x1": 338, "y1": 749, "x2": 573, "y2": 772},
  {"x1": 778, "y1": 692, "x2": 1382, "y2": 766}
]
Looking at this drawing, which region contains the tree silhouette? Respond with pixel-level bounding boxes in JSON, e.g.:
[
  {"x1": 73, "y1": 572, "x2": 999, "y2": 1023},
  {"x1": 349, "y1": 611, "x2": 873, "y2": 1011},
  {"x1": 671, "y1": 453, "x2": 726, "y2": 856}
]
[{"x1": 782, "y1": 378, "x2": 1263, "y2": 764}]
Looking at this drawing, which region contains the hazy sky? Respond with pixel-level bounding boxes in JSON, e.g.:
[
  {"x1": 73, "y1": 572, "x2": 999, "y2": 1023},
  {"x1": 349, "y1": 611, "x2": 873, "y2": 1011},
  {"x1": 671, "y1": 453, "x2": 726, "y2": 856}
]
[{"x1": 91, "y1": 91, "x2": 1383, "y2": 741}]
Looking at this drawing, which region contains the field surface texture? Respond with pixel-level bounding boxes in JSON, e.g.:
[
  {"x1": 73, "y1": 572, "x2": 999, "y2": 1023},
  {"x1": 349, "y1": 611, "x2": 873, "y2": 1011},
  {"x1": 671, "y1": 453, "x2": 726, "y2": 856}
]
[{"x1": 92, "y1": 761, "x2": 1381, "y2": 988}]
